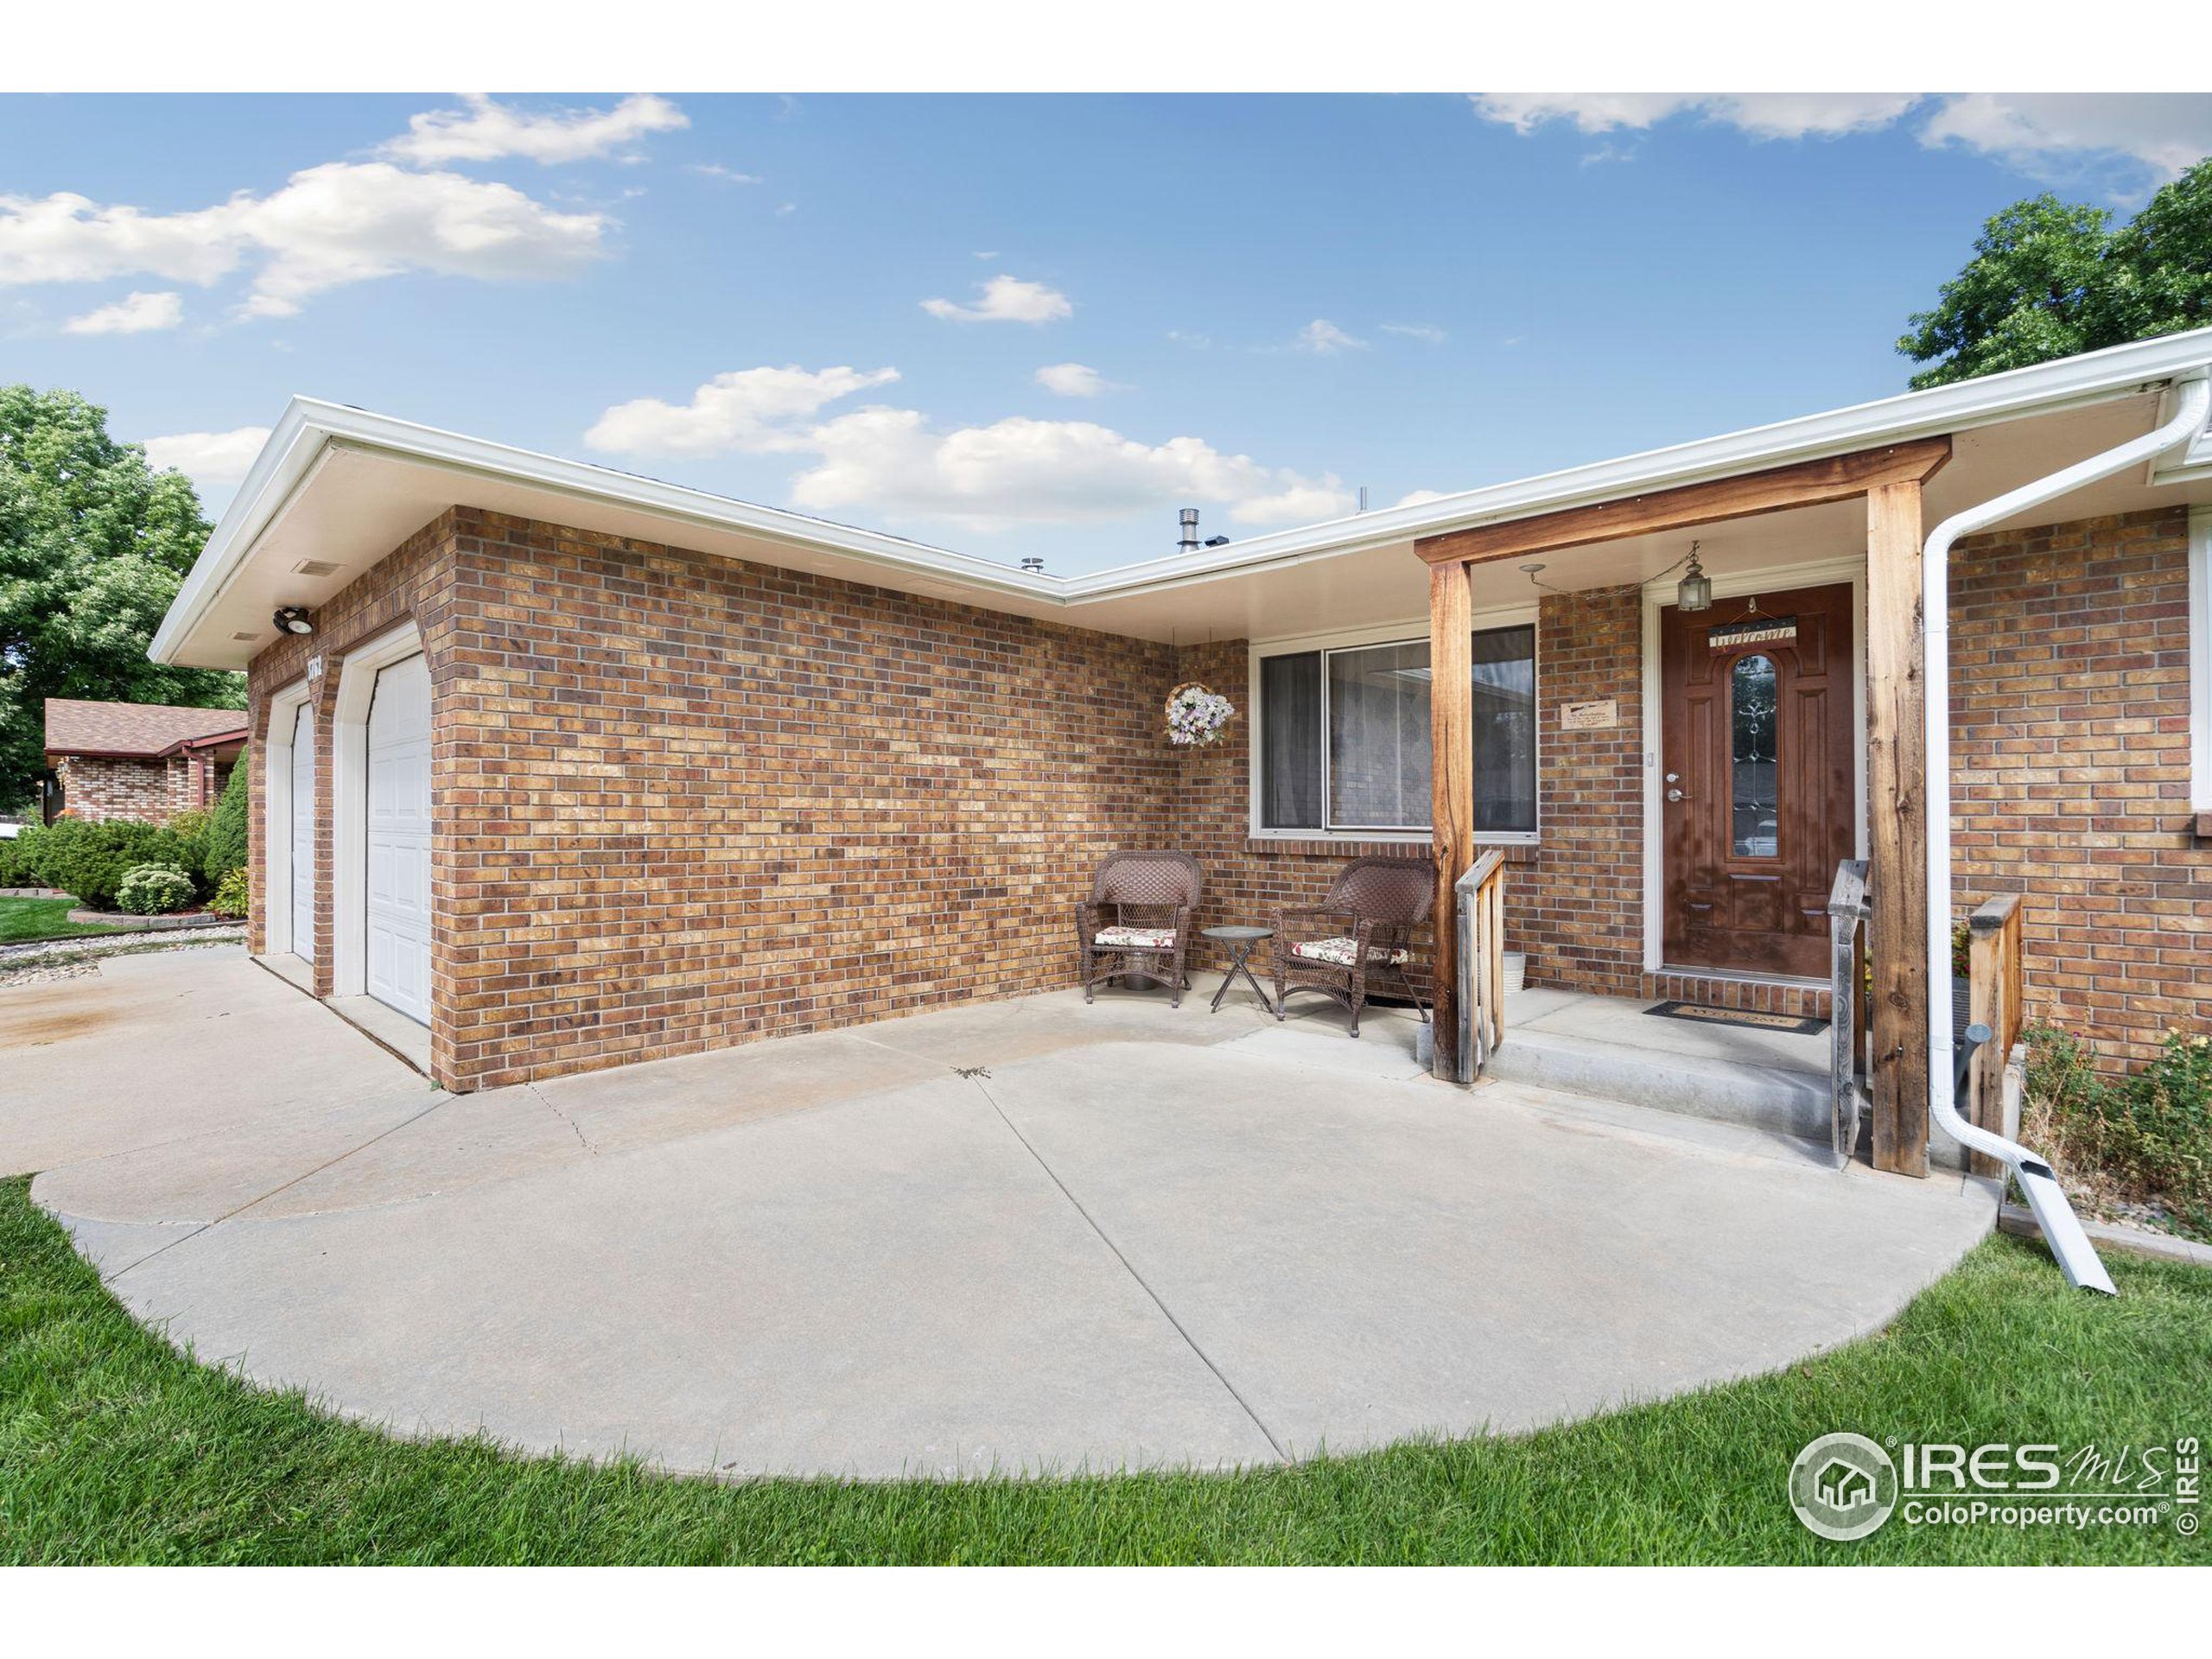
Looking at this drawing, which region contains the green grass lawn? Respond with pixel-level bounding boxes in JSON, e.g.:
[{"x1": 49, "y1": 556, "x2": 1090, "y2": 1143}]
[
  {"x1": 1, "y1": 1174, "x2": 2205, "y2": 1565},
  {"x1": 0, "y1": 894, "x2": 123, "y2": 945}
]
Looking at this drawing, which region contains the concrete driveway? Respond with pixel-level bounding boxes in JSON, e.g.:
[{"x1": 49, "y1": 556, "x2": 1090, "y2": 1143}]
[{"x1": 3, "y1": 948, "x2": 1998, "y2": 1479}]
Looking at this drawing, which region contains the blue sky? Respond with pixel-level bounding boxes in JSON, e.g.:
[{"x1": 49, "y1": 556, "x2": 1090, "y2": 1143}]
[{"x1": 3, "y1": 92, "x2": 2209, "y2": 574}]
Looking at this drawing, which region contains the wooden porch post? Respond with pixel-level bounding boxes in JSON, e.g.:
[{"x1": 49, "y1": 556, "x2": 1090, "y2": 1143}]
[
  {"x1": 1429, "y1": 561, "x2": 1474, "y2": 1080},
  {"x1": 1866, "y1": 480, "x2": 1930, "y2": 1176}
]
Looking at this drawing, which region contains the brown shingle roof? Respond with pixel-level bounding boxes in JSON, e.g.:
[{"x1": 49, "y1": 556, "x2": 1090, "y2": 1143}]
[{"x1": 44, "y1": 698, "x2": 249, "y2": 760}]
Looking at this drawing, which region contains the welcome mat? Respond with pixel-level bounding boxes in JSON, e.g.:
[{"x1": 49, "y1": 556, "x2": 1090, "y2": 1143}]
[{"x1": 1643, "y1": 1000, "x2": 1828, "y2": 1037}]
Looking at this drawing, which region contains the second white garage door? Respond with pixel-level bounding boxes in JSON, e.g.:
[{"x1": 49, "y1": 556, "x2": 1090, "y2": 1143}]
[{"x1": 365, "y1": 652, "x2": 432, "y2": 1025}]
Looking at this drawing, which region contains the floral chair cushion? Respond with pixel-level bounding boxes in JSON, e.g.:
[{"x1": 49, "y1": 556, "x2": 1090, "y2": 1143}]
[
  {"x1": 1095, "y1": 925, "x2": 1179, "y2": 950},
  {"x1": 1287, "y1": 936, "x2": 1410, "y2": 969}
]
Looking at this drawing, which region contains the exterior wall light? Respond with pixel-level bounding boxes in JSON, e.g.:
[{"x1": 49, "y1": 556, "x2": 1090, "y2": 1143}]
[
  {"x1": 1676, "y1": 543, "x2": 1712, "y2": 613},
  {"x1": 273, "y1": 605, "x2": 315, "y2": 635}
]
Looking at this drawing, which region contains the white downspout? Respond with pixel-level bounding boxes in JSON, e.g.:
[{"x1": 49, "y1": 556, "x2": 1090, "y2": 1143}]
[{"x1": 1921, "y1": 368, "x2": 2210, "y2": 1292}]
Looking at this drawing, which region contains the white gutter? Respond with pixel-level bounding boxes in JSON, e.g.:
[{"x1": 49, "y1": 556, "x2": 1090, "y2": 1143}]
[{"x1": 1921, "y1": 367, "x2": 2210, "y2": 1294}]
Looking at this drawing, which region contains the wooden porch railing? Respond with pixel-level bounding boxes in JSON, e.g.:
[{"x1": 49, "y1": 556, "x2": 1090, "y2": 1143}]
[
  {"x1": 1446, "y1": 849, "x2": 1506, "y2": 1085},
  {"x1": 1966, "y1": 893, "x2": 2026, "y2": 1180},
  {"x1": 1827, "y1": 859, "x2": 1872, "y2": 1167}
]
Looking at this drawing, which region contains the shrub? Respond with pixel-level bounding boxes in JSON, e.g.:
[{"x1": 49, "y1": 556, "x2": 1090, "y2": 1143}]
[
  {"x1": 205, "y1": 751, "x2": 249, "y2": 883},
  {"x1": 115, "y1": 863, "x2": 196, "y2": 916},
  {"x1": 28, "y1": 817, "x2": 194, "y2": 911},
  {"x1": 167, "y1": 808, "x2": 213, "y2": 893},
  {"x1": 0, "y1": 832, "x2": 32, "y2": 888},
  {"x1": 208, "y1": 867, "x2": 251, "y2": 919},
  {"x1": 2022, "y1": 1021, "x2": 2212, "y2": 1242}
]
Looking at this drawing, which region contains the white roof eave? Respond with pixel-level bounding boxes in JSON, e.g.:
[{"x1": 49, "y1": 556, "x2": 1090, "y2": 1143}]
[{"x1": 149, "y1": 325, "x2": 2212, "y2": 665}]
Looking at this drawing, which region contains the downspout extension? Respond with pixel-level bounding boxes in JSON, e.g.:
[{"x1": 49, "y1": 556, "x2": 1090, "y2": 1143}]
[{"x1": 1923, "y1": 368, "x2": 2211, "y2": 1294}]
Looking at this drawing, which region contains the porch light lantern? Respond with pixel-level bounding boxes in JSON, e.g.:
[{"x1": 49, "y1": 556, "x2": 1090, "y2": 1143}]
[{"x1": 1675, "y1": 542, "x2": 1712, "y2": 613}]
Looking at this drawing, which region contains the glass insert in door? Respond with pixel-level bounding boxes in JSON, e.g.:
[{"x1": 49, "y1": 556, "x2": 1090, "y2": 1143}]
[{"x1": 1730, "y1": 652, "x2": 1778, "y2": 858}]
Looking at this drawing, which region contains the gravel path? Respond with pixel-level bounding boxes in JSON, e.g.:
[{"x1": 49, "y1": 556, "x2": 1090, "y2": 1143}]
[{"x1": 0, "y1": 927, "x2": 247, "y2": 988}]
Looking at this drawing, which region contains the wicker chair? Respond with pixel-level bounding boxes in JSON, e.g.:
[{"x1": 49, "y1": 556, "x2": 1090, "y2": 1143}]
[
  {"x1": 1077, "y1": 850, "x2": 1203, "y2": 1007},
  {"x1": 1273, "y1": 855, "x2": 1434, "y2": 1037}
]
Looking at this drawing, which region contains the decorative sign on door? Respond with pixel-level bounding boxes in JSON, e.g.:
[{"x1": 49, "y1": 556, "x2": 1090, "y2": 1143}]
[{"x1": 1706, "y1": 615, "x2": 1798, "y2": 649}]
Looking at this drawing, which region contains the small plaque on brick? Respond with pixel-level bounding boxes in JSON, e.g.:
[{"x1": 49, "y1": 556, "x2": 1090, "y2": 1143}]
[{"x1": 1560, "y1": 698, "x2": 1618, "y2": 730}]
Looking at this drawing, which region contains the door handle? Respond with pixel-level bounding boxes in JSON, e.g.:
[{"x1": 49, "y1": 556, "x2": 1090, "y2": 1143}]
[{"x1": 1666, "y1": 787, "x2": 1688, "y2": 803}]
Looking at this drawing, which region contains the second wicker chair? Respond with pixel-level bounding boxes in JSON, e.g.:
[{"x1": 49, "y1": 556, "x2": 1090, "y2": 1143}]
[{"x1": 1273, "y1": 855, "x2": 1434, "y2": 1037}]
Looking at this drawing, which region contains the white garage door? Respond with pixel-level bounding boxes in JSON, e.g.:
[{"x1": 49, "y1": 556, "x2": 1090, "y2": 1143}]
[
  {"x1": 289, "y1": 701, "x2": 315, "y2": 963},
  {"x1": 365, "y1": 653, "x2": 432, "y2": 1025}
]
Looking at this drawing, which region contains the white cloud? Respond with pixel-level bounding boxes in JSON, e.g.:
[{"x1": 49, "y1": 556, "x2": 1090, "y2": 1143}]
[
  {"x1": 380, "y1": 93, "x2": 687, "y2": 166},
  {"x1": 1395, "y1": 489, "x2": 1454, "y2": 509},
  {"x1": 1471, "y1": 93, "x2": 1921, "y2": 141},
  {"x1": 61, "y1": 289, "x2": 182, "y2": 334},
  {"x1": 921, "y1": 273, "x2": 1072, "y2": 324},
  {"x1": 585, "y1": 365, "x2": 902, "y2": 459},
  {"x1": 588, "y1": 364, "x2": 1349, "y2": 531},
  {"x1": 1379, "y1": 321, "x2": 1446, "y2": 344},
  {"x1": 791, "y1": 410, "x2": 1351, "y2": 531},
  {"x1": 688, "y1": 162, "x2": 761, "y2": 184},
  {"x1": 143, "y1": 425, "x2": 271, "y2": 488},
  {"x1": 1166, "y1": 329, "x2": 1211, "y2": 350},
  {"x1": 1034, "y1": 362, "x2": 1121, "y2": 397},
  {"x1": 1473, "y1": 92, "x2": 2212, "y2": 188},
  {"x1": 0, "y1": 163, "x2": 608, "y2": 319},
  {"x1": 1920, "y1": 93, "x2": 2212, "y2": 184},
  {"x1": 1290, "y1": 318, "x2": 1365, "y2": 355},
  {"x1": 774, "y1": 201, "x2": 798, "y2": 217},
  {"x1": 972, "y1": 249, "x2": 999, "y2": 259}
]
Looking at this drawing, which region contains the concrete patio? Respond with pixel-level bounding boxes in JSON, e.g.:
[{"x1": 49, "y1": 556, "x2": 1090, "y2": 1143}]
[{"x1": 2, "y1": 947, "x2": 1998, "y2": 1480}]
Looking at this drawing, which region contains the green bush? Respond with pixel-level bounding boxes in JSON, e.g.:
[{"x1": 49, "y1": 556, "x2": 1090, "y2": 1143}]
[
  {"x1": 26, "y1": 817, "x2": 194, "y2": 911},
  {"x1": 167, "y1": 808, "x2": 213, "y2": 892},
  {"x1": 0, "y1": 832, "x2": 32, "y2": 888},
  {"x1": 2024, "y1": 1022, "x2": 2212, "y2": 1240},
  {"x1": 208, "y1": 867, "x2": 251, "y2": 919},
  {"x1": 204, "y1": 750, "x2": 249, "y2": 883},
  {"x1": 115, "y1": 863, "x2": 196, "y2": 915}
]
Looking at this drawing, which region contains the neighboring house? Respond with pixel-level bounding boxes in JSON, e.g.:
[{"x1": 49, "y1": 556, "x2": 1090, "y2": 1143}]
[
  {"x1": 148, "y1": 329, "x2": 2212, "y2": 1179},
  {"x1": 42, "y1": 698, "x2": 248, "y2": 826}
]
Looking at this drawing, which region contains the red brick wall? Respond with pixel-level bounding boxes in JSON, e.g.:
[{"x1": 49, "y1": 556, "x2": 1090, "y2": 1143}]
[
  {"x1": 51, "y1": 753, "x2": 200, "y2": 823},
  {"x1": 1949, "y1": 505, "x2": 2209, "y2": 1071},
  {"x1": 244, "y1": 499, "x2": 2203, "y2": 1090},
  {"x1": 431, "y1": 509, "x2": 1177, "y2": 1088}
]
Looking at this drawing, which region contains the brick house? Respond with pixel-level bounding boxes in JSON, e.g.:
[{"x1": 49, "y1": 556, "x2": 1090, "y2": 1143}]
[
  {"x1": 42, "y1": 698, "x2": 247, "y2": 825},
  {"x1": 148, "y1": 328, "x2": 2212, "y2": 1185}
]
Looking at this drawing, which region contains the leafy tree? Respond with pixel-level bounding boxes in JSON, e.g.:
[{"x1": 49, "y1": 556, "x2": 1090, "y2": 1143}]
[
  {"x1": 0, "y1": 386, "x2": 245, "y2": 810},
  {"x1": 1900, "y1": 158, "x2": 2212, "y2": 388}
]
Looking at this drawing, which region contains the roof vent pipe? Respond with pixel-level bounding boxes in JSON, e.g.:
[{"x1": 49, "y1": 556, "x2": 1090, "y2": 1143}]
[{"x1": 1178, "y1": 507, "x2": 1202, "y2": 553}]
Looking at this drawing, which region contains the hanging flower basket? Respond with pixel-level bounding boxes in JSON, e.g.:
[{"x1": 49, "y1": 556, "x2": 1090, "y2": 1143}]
[{"x1": 1166, "y1": 681, "x2": 1236, "y2": 747}]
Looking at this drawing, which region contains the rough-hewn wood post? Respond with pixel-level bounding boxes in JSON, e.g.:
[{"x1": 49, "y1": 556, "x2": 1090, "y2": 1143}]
[
  {"x1": 1429, "y1": 561, "x2": 1474, "y2": 1080},
  {"x1": 1866, "y1": 479, "x2": 1930, "y2": 1176}
]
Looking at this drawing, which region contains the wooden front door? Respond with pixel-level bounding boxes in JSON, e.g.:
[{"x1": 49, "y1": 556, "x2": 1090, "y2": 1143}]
[{"x1": 1661, "y1": 580, "x2": 1856, "y2": 979}]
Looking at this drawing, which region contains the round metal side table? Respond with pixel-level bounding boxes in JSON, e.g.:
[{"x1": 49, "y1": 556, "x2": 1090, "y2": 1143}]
[{"x1": 1202, "y1": 925, "x2": 1274, "y2": 1013}]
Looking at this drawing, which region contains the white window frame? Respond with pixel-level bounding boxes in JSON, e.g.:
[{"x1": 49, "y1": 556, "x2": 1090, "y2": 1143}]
[
  {"x1": 2190, "y1": 505, "x2": 2211, "y2": 813},
  {"x1": 1245, "y1": 605, "x2": 1541, "y2": 846},
  {"x1": 1638, "y1": 554, "x2": 1869, "y2": 976},
  {"x1": 260, "y1": 676, "x2": 317, "y2": 962},
  {"x1": 331, "y1": 619, "x2": 428, "y2": 1002}
]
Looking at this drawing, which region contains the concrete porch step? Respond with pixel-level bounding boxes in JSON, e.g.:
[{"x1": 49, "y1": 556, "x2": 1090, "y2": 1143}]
[{"x1": 1484, "y1": 987, "x2": 1832, "y2": 1145}]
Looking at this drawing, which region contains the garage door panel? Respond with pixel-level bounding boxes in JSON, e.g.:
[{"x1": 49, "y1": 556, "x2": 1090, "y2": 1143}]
[{"x1": 365, "y1": 654, "x2": 431, "y2": 1027}]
